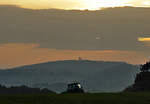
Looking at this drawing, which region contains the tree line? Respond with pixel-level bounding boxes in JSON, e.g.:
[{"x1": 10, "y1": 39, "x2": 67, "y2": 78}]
[
  {"x1": 140, "y1": 62, "x2": 150, "y2": 72},
  {"x1": 0, "y1": 84, "x2": 55, "y2": 94}
]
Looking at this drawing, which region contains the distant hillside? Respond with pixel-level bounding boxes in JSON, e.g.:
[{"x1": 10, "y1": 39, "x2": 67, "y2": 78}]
[{"x1": 0, "y1": 60, "x2": 139, "y2": 93}]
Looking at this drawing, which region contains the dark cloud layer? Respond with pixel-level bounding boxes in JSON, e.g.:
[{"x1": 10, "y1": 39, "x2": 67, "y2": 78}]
[{"x1": 0, "y1": 5, "x2": 150, "y2": 51}]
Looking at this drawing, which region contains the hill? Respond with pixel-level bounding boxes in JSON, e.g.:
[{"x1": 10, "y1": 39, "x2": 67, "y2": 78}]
[{"x1": 0, "y1": 60, "x2": 139, "y2": 93}]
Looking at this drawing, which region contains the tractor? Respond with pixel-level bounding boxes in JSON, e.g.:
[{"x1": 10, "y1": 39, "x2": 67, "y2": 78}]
[{"x1": 63, "y1": 82, "x2": 84, "y2": 93}]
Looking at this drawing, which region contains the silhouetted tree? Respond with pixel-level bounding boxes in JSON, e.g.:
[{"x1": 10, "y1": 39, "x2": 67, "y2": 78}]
[{"x1": 140, "y1": 62, "x2": 150, "y2": 72}]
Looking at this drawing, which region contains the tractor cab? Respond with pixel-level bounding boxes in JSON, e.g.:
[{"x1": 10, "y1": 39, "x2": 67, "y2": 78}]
[{"x1": 66, "y1": 82, "x2": 84, "y2": 93}]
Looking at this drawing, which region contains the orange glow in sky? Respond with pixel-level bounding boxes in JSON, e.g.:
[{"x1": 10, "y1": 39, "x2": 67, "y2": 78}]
[
  {"x1": 0, "y1": 0, "x2": 150, "y2": 10},
  {"x1": 138, "y1": 37, "x2": 150, "y2": 47},
  {"x1": 0, "y1": 43, "x2": 149, "y2": 68},
  {"x1": 138, "y1": 37, "x2": 150, "y2": 42}
]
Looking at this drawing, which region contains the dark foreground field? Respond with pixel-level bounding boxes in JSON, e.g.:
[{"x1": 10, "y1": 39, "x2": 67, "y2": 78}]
[{"x1": 0, "y1": 93, "x2": 150, "y2": 104}]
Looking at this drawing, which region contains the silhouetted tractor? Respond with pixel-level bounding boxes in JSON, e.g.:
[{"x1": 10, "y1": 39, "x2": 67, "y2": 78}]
[{"x1": 63, "y1": 82, "x2": 84, "y2": 93}]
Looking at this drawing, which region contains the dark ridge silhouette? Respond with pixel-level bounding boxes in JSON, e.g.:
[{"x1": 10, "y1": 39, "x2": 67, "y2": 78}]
[
  {"x1": 0, "y1": 84, "x2": 56, "y2": 94},
  {"x1": 0, "y1": 60, "x2": 138, "y2": 93},
  {"x1": 125, "y1": 62, "x2": 150, "y2": 92}
]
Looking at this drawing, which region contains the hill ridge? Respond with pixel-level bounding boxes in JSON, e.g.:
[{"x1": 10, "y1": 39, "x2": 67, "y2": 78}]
[{"x1": 0, "y1": 60, "x2": 139, "y2": 93}]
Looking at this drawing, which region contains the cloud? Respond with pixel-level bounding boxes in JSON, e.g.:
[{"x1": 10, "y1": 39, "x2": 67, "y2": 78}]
[
  {"x1": 138, "y1": 37, "x2": 150, "y2": 42},
  {"x1": 138, "y1": 37, "x2": 150, "y2": 47},
  {"x1": 0, "y1": 5, "x2": 150, "y2": 51},
  {"x1": 0, "y1": 6, "x2": 150, "y2": 68}
]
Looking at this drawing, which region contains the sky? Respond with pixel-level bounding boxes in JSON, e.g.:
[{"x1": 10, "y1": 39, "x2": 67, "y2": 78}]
[
  {"x1": 0, "y1": 0, "x2": 150, "y2": 10},
  {"x1": 0, "y1": 43, "x2": 149, "y2": 68},
  {"x1": 0, "y1": 2, "x2": 150, "y2": 68}
]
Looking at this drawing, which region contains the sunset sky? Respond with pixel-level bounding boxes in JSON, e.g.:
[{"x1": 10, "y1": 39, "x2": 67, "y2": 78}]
[
  {"x1": 0, "y1": 1, "x2": 150, "y2": 68},
  {"x1": 0, "y1": 0, "x2": 150, "y2": 10},
  {"x1": 0, "y1": 43, "x2": 149, "y2": 68}
]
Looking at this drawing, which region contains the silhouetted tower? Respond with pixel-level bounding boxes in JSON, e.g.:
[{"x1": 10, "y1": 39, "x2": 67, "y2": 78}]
[{"x1": 78, "y1": 57, "x2": 82, "y2": 61}]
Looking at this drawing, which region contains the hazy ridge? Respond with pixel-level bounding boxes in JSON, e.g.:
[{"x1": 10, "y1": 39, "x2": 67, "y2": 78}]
[{"x1": 0, "y1": 60, "x2": 139, "y2": 92}]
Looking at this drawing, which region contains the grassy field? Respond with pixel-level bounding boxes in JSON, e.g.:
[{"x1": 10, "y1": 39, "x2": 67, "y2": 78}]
[{"x1": 0, "y1": 92, "x2": 150, "y2": 104}]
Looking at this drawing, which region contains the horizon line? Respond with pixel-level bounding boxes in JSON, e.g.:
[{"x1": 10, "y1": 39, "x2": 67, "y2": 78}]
[{"x1": 1, "y1": 59, "x2": 138, "y2": 70}]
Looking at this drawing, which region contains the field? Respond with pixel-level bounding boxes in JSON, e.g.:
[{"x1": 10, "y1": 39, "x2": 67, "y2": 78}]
[{"x1": 0, "y1": 92, "x2": 150, "y2": 104}]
